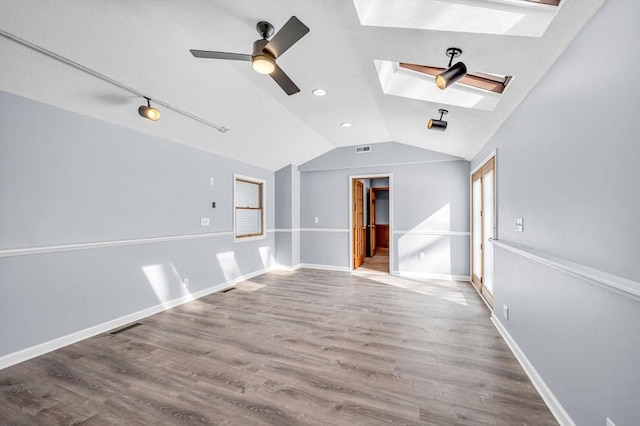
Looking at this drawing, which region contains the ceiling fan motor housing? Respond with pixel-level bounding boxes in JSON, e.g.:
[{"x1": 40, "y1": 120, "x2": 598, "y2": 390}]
[
  {"x1": 252, "y1": 39, "x2": 273, "y2": 58},
  {"x1": 256, "y1": 21, "x2": 275, "y2": 39}
]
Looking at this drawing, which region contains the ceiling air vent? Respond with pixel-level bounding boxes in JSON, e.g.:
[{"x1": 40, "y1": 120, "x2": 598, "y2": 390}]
[{"x1": 355, "y1": 145, "x2": 371, "y2": 154}]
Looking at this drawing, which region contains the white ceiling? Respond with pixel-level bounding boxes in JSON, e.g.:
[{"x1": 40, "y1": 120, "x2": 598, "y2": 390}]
[{"x1": 0, "y1": 0, "x2": 605, "y2": 171}]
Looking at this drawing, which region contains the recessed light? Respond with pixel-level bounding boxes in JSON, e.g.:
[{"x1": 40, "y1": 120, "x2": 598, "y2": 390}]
[
  {"x1": 312, "y1": 88, "x2": 327, "y2": 96},
  {"x1": 341, "y1": 122, "x2": 352, "y2": 128}
]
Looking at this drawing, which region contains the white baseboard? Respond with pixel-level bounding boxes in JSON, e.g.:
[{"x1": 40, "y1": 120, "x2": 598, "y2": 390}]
[
  {"x1": 393, "y1": 270, "x2": 470, "y2": 281},
  {"x1": 299, "y1": 263, "x2": 350, "y2": 272},
  {"x1": 0, "y1": 267, "x2": 275, "y2": 370},
  {"x1": 270, "y1": 263, "x2": 301, "y2": 272},
  {"x1": 491, "y1": 314, "x2": 575, "y2": 426}
]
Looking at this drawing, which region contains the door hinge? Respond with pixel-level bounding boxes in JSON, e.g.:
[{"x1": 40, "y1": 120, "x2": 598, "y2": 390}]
[
  {"x1": 480, "y1": 243, "x2": 483, "y2": 250},
  {"x1": 480, "y1": 277, "x2": 483, "y2": 284}
]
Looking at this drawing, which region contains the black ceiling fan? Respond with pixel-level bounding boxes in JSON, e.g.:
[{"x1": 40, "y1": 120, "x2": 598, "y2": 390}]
[{"x1": 190, "y1": 16, "x2": 309, "y2": 95}]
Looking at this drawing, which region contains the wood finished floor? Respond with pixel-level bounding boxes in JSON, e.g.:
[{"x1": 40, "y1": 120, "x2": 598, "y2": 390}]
[
  {"x1": 356, "y1": 248, "x2": 389, "y2": 274},
  {"x1": 0, "y1": 269, "x2": 557, "y2": 425}
]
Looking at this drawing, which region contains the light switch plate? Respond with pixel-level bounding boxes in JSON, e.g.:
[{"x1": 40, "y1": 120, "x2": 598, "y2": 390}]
[
  {"x1": 419, "y1": 252, "x2": 425, "y2": 260},
  {"x1": 515, "y1": 218, "x2": 524, "y2": 232},
  {"x1": 209, "y1": 177, "x2": 215, "y2": 186},
  {"x1": 200, "y1": 217, "x2": 210, "y2": 227}
]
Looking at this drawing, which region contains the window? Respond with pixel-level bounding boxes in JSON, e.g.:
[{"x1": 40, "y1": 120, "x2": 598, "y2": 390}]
[{"x1": 234, "y1": 175, "x2": 265, "y2": 240}]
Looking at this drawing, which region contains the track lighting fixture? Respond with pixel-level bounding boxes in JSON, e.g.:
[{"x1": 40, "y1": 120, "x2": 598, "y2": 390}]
[
  {"x1": 138, "y1": 97, "x2": 160, "y2": 121},
  {"x1": 435, "y1": 48, "x2": 467, "y2": 90},
  {"x1": 427, "y1": 109, "x2": 448, "y2": 131}
]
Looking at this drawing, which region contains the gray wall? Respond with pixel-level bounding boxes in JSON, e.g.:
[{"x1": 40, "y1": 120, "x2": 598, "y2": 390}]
[
  {"x1": 470, "y1": 0, "x2": 640, "y2": 424},
  {"x1": 375, "y1": 190, "x2": 389, "y2": 225},
  {"x1": 300, "y1": 141, "x2": 461, "y2": 172},
  {"x1": 299, "y1": 143, "x2": 470, "y2": 277},
  {"x1": 275, "y1": 164, "x2": 300, "y2": 268},
  {"x1": 0, "y1": 91, "x2": 275, "y2": 358}
]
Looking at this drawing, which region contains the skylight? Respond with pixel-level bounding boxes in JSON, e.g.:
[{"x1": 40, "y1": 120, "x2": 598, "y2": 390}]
[
  {"x1": 375, "y1": 60, "x2": 508, "y2": 111},
  {"x1": 353, "y1": 0, "x2": 561, "y2": 37}
]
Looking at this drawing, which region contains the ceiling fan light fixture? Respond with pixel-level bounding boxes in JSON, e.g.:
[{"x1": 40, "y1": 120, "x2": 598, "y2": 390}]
[
  {"x1": 436, "y1": 48, "x2": 467, "y2": 90},
  {"x1": 427, "y1": 109, "x2": 448, "y2": 131},
  {"x1": 138, "y1": 97, "x2": 160, "y2": 121},
  {"x1": 252, "y1": 54, "x2": 276, "y2": 74}
]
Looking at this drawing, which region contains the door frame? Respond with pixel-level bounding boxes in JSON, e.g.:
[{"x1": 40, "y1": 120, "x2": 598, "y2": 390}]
[
  {"x1": 353, "y1": 179, "x2": 366, "y2": 269},
  {"x1": 368, "y1": 187, "x2": 376, "y2": 257},
  {"x1": 348, "y1": 173, "x2": 394, "y2": 273},
  {"x1": 470, "y1": 149, "x2": 497, "y2": 308}
]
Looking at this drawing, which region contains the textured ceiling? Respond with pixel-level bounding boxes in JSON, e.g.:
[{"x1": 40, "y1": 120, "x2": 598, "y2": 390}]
[{"x1": 0, "y1": 0, "x2": 605, "y2": 171}]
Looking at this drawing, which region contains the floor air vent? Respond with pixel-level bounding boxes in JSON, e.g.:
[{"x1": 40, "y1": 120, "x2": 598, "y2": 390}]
[
  {"x1": 108, "y1": 322, "x2": 143, "y2": 335},
  {"x1": 355, "y1": 145, "x2": 371, "y2": 153}
]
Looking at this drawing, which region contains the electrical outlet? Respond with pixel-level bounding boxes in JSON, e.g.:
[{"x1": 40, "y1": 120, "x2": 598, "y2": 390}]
[
  {"x1": 515, "y1": 218, "x2": 524, "y2": 232},
  {"x1": 314, "y1": 217, "x2": 319, "y2": 224},
  {"x1": 503, "y1": 304, "x2": 509, "y2": 320},
  {"x1": 419, "y1": 252, "x2": 425, "y2": 260},
  {"x1": 200, "y1": 217, "x2": 210, "y2": 226},
  {"x1": 183, "y1": 278, "x2": 189, "y2": 288},
  {"x1": 209, "y1": 177, "x2": 215, "y2": 186},
  {"x1": 606, "y1": 418, "x2": 616, "y2": 426}
]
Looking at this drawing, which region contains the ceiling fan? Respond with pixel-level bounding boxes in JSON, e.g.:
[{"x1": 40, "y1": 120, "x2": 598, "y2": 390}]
[{"x1": 190, "y1": 16, "x2": 309, "y2": 95}]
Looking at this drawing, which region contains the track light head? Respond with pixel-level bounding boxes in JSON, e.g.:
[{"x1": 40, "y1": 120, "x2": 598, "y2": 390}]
[
  {"x1": 138, "y1": 97, "x2": 160, "y2": 121},
  {"x1": 435, "y1": 48, "x2": 467, "y2": 90},
  {"x1": 428, "y1": 109, "x2": 448, "y2": 131}
]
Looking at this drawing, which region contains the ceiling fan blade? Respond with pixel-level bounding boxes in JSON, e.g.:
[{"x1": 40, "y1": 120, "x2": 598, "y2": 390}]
[
  {"x1": 264, "y1": 16, "x2": 309, "y2": 58},
  {"x1": 270, "y1": 64, "x2": 300, "y2": 95},
  {"x1": 190, "y1": 50, "x2": 251, "y2": 61}
]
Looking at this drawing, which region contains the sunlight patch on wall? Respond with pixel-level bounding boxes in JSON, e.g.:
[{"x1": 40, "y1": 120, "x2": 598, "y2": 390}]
[
  {"x1": 258, "y1": 246, "x2": 274, "y2": 269},
  {"x1": 216, "y1": 251, "x2": 240, "y2": 283},
  {"x1": 142, "y1": 263, "x2": 192, "y2": 307},
  {"x1": 412, "y1": 203, "x2": 451, "y2": 232},
  {"x1": 398, "y1": 235, "x2": 452, "y2": 273}
]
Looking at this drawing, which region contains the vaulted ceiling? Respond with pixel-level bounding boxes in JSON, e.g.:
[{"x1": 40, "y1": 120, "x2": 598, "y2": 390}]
[{"x1": 0, "y1": 0, "x2": 605, "y2": 171}]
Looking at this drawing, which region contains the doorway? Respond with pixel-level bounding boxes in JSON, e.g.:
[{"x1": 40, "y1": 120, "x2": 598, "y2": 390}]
[
  {"x1": 349, "y1": 175, "x2": 392, "y2": 274},
  {"x1": 471, "y1": 155, "x2": 496, "y2": 306}
]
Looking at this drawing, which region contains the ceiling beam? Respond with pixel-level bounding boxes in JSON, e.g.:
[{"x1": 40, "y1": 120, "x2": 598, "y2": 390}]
[{"x1": 399, "y1": 63, "x2": 509, "y2": 94}]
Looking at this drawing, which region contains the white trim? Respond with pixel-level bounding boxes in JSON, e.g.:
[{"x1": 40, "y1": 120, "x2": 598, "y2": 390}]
[
  {"x1": 393, "y1": 271, "x2": 470, "y2": 281},
  {"x1": 491, "y1": 314, "x2": 575, "y2": 426},
  {"x1": 492, "y1": 239, "x2": 640, "y2": 302},
  {"x1": 271, "y1": 263, "x2": 302, "y2": 272},
  {"x1": 300, "y1": 228, "x2": 349, "y2": 233},
  {"x1": 392, "y1": 230, "x2": 470, "y2": 236},
  {"x1": 0, "y1": 231, "x2": 235, "y2": 258},
  {"x1": 299, "y1": 263, "x2": 350, "y2": 272},
  {"x1": 0, "y1": 266, "x2": 273, "y2": 370},
  {"x1": 274, "y1": 228, "x2": 301, "y2": 233},
  {"x1": 348, "y1": 173, "x2": 394, "y2": 272}
]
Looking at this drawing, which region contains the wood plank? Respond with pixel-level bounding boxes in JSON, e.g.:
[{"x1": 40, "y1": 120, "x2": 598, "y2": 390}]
[
  {"x1": 399, "y1": 63, "x2": 508, "y2": 94},
  {"x1": 0, "y1": 269, "x2": 557, "y2": 425}
]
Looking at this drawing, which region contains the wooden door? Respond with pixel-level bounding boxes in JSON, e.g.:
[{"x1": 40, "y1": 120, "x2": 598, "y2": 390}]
[
  {"x1": 368, "y1": 188, "x2": 377, "y2": 257},
  {"x1": 471, "y1": 157, "x2": 495, "y2": 307},
  {"x1": 352, "y1": 180, "x2": 365, "y2": 269}
]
